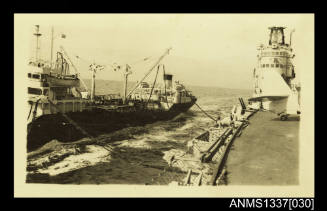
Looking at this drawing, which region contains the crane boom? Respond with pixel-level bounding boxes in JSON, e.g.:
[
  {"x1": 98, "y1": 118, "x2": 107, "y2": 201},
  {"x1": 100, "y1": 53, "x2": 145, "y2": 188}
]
[
  {"x1": 60, "y1": 46, "x2": 89, "y2": 92},
  {"x1": 126, "y1": 47, "x2": 172, "y2": 98}
]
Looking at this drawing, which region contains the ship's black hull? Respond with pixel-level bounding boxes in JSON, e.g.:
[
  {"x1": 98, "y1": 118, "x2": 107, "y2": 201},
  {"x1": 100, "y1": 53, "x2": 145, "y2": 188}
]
[{"x1": 27, "y1": 100, "x2": 196, "y2": 152}]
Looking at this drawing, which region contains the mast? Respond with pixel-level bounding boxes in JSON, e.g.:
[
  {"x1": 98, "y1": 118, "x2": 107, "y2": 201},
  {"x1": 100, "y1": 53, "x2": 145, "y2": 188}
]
[
  {"x1": 123, "y1": 64, "x2": 132, "y2": 104},
  {"x1": 126, "y1": 47, "x2": 172, "y2": 98},
  {"x1": 91, "y1": 67, "x2": 96, "y2": 101},
  {"x1": 89, "y1": 63, "x2": 104, "y2": 102},
  {"x1": 50, "y1": 27, "x2": 54, "y2": 68},
  {"x1": 34, "y1": 25, "x2": 42, "y2": 62}
]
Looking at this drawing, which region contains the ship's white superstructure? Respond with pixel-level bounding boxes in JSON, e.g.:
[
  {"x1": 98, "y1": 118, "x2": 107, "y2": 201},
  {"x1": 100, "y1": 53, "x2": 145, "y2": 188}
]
[
  {"x1": 27, "y1": 26, "x2": 89, "y2": 123},
  {"x1": 249, "y1": 27, "x2": 301, "y2": 120}
]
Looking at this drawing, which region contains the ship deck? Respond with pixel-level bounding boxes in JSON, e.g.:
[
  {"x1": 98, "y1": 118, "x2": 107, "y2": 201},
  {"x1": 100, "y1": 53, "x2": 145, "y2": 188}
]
[{"x1": 225, "y1": 110, "x2": 300, "y2": 185}]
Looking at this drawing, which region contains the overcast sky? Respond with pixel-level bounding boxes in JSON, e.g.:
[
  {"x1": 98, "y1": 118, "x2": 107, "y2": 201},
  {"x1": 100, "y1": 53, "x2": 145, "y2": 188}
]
[{"x1": 17, "y1": 14, "x2": 314, "y2": 89}]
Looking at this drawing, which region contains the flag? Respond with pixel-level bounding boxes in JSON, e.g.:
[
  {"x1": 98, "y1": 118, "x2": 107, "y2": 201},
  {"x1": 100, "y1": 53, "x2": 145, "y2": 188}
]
[{"x1": 61, "y1": 34, "x2": 66, "y2": 38}]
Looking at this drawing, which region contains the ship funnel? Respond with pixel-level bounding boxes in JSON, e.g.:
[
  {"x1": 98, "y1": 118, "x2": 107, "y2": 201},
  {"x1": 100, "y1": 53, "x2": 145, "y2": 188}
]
[
  {"x1": 268, "y1": 26, "x2": 286, "y2": 46},
  {"x1": 163, "y1": 74, "x2": 173, "y2": 89}
]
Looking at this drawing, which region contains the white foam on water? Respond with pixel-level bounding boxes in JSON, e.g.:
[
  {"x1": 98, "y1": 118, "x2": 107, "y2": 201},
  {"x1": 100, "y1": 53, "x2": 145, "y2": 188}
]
[
  {"x1": 178, "y1": 123, "x2": 194, "y2": 131},
  {"x1": 29, "y1": 89, "x2": 252, "y2": 184},
  {"x1": 38, "y1": 145, "x2": 110, "y2": 176}
]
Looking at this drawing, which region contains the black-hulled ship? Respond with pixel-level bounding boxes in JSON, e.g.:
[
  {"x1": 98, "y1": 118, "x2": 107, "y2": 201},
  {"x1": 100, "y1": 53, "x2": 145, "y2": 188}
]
[{"x1": 27, "y1": 26, "x2": 196, "y2": 151}]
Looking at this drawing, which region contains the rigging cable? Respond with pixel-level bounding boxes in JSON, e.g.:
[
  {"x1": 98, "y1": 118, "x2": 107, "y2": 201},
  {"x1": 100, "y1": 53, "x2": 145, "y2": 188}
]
[
  {"x1": 27, "y1": 102, "x2": 34, "y2": 120},
  {"x1": 126, "y1": 48, "x2": 172, "y2": 98},
  {"x1": 59, "y1": 47, "x2": 88, "y2": 91},
  {"x1": 32, "y1": 98, "x2": 41, "y2": 121},
  {"x1": 130, "y1": 56, "x2": 153, "y2": 66},
  {"x1": 74, "y1": 53, "x2": 155, "y2": 71},
  {"x1": 194, "y1": 103, "x2": 219, "y2": 124},
  {"x1": 147, "y1": 65, "x2": 160, "y2": 104}
]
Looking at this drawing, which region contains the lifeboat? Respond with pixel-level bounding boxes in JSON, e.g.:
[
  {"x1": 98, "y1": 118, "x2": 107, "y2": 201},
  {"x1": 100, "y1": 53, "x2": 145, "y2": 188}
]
[{"x1": 47, "y1": 74, "x2": 80, "y2": 87}]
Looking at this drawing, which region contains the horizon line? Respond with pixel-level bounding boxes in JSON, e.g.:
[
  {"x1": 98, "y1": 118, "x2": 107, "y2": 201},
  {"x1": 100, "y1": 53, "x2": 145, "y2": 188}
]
[{"x1": 80, "y1": 78, "x2": 252, "y2": 91}]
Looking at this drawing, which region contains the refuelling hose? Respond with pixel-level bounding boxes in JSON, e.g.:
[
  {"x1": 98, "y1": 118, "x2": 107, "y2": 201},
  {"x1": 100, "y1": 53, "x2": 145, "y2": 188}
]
[{"x1": 194, "y1": 103, "x2": 219, "y2": 123}]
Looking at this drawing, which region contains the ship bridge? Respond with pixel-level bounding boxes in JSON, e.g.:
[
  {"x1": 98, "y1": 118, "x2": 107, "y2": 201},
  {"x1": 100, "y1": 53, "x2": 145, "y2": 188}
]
[
  {"x1": 254, "y1": 26, "x2": 296, "y2": 91},
  {"x1": 268, "y1": 26, "x2": 286, "y2": 46}
]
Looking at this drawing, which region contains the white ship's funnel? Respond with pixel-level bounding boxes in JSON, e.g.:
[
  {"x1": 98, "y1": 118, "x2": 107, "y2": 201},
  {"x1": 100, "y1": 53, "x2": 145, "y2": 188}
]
[{"x1": 164, "y1": 74, "x2": 173, "y2": 89}]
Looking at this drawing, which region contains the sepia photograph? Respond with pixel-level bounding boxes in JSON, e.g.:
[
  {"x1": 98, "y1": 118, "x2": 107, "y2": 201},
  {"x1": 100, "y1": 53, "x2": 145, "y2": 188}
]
[{"x1": 14, "y1": 13, "x2": 314, "y2": 197}]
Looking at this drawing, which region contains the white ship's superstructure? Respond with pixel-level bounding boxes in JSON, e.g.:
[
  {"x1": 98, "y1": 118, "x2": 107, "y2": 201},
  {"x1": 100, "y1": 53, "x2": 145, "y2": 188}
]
[
  {"x1": 27, "y1": 26, "x2": 89, "y2": 123},
  {"x1": 250, "y1": 27, "x2": 301, "y2": 118},
  {"x1": 131, "y1": 73, "x2": 194, "y2": 110}
]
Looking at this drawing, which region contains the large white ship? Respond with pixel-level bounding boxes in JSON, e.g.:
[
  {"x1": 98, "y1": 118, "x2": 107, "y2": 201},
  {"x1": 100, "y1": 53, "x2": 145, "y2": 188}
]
[{"x1": 249, "y1": 26, "x2": 301, "y2": 120}]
